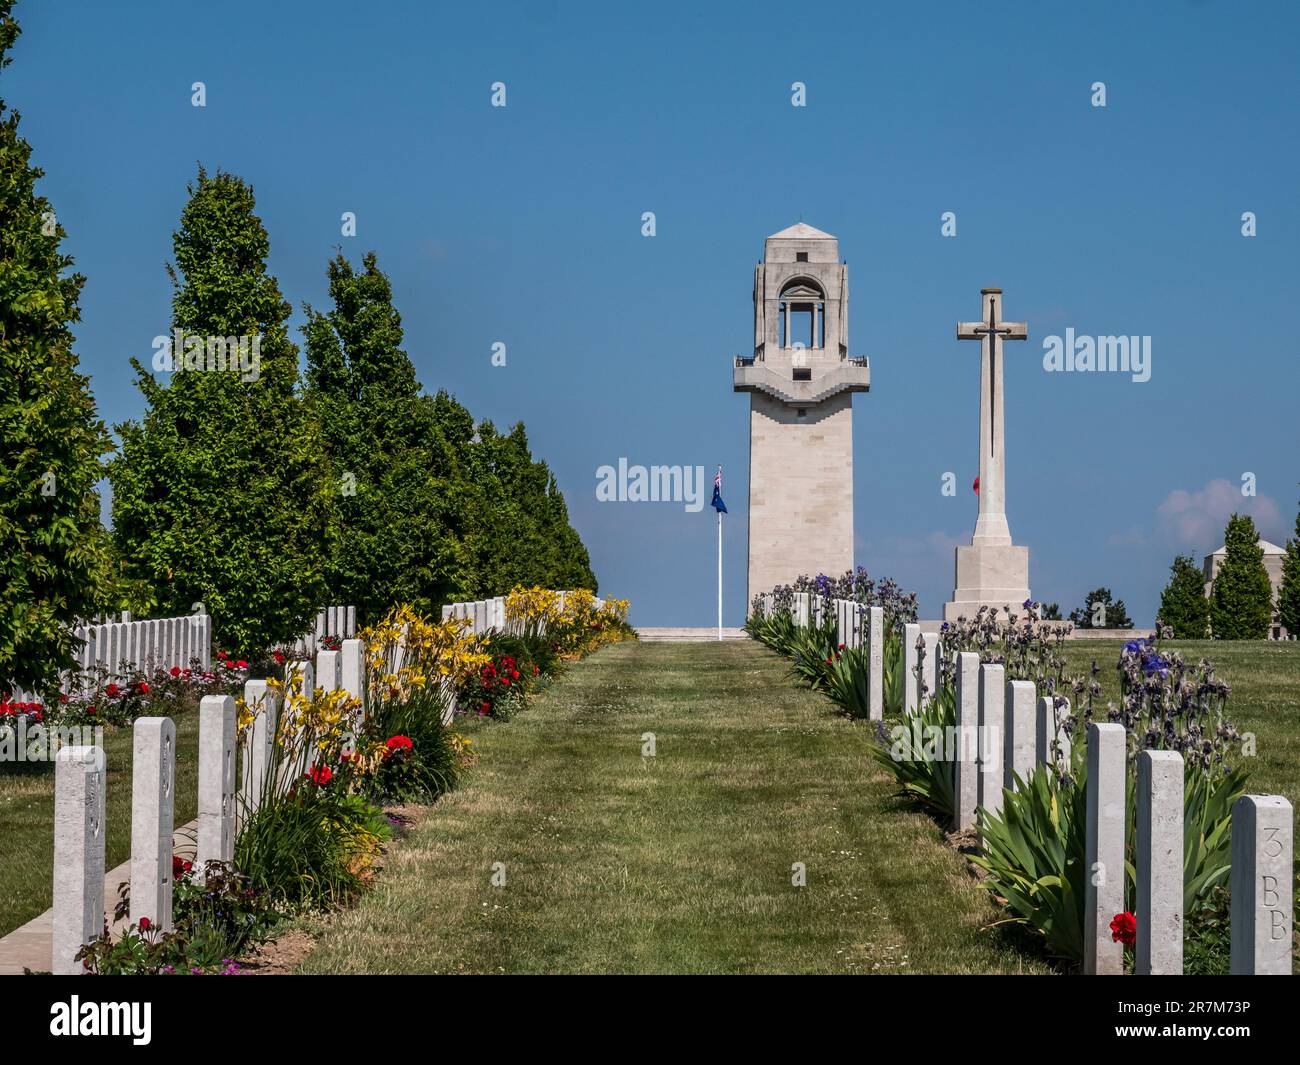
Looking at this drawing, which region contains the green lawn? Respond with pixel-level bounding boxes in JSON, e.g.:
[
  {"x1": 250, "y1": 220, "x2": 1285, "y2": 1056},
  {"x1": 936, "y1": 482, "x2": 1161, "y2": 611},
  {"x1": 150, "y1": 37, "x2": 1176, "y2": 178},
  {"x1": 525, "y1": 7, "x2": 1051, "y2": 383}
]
[
  {"x1": 300, "y1": 639, "x2": 1048, "y2": 974},
  {"x1": 0, "y1": 713, "x2": 201, "y2": 937},
  {"x1": 1063, "y1": 640, "x2": 1300, "y2": 807}
]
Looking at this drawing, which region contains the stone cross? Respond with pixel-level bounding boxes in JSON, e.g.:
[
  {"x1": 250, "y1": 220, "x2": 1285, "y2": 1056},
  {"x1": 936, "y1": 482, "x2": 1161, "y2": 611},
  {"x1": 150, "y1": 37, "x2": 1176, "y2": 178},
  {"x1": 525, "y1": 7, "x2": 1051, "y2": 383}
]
[
  {"x1": 865, "y1": 606, "x2": 883, "y2": 720},
  {"x1": 197, "y1": 695, "x2": 237, "y2": 872},
  {"x1": 977, "y1": 662, "x2": 1005, "y2": 831},
  {"x1": 1230, "y1": 794, "x2": 1293, "y2": 974},
  {"x1": 957, "y1": 288, "x2": 1027, "y2": 547},
  {"x1": 953, "y1": 652, "x2": 980, "y2": 831},
  {"x1": 52, "y1": 745, "x2": 106, "y2": 975},
  {"x1": 1084, "y1": 723, "x2": 1126, "y2": 975},
  {"x1": 130, "y1": 717, "x2": 176, "y2": 932},
  {"x1": 902, "y1": 623, "x2": 921, "y2": 715},
  {"x1": 1136, "y1": 749, "x2": 1184, "y2": 975}
]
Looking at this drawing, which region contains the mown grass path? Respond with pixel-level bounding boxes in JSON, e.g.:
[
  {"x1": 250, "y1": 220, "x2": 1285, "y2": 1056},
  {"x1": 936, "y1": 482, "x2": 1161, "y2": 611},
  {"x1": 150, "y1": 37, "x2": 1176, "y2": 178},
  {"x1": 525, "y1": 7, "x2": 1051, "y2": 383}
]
[{"x1": 301, "y1": 639, "x2": 1047, "y2": 974}]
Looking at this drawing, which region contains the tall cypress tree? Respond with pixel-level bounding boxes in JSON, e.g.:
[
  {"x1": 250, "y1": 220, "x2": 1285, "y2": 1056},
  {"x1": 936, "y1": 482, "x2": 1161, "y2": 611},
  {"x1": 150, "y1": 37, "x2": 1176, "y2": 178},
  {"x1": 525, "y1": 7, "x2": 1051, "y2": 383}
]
[
  {"x1": 0, "y1": 3, "x2": 112, "y2": 694},
  {"x1": 1156, "y1": 554, "x2": 1210, "y2": 639},
  {"x1": 1276, "y1": 501, "x2": 1300, "y2": 638},
  {"x1": 1209, "y1": 514, "x2": 1273, "y2": 639},
  {"x1": 109, "y1": 168, "x2": 335, "y2": 656},
  {"x1": 303, "y1": 252, "x2": 467, "y2": 621}
]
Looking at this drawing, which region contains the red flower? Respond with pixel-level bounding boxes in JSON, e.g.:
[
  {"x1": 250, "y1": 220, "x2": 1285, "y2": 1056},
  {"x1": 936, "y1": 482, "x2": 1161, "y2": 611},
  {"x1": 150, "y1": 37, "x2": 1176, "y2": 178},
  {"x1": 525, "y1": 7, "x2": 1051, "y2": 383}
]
[
  {"x1": 500, "y1": 676, "x2": 510, "y2": 687},
  {"x1": 105, "y1": 683, "x2": 120, "y2": 697},
  {"x1": 838, "y1": 643, "x2": 845, "y2": 651},
  {"x1": 169, "y1": 666, "x2": 182, "y2": 678},
  {"x1": 138, "y1": 917, "x2": 152, "y2": 932},
  {"x1": 385, "y1": 735, "x2": 414, "y2": 758},
  {"x1": 273, "y1": 651, "x2": 286, "y2": 665},
  {"x1": 532, "y1": 664, "x2": 539, "y2": 676},
  {"x1": 172, "y1": 856, "x2": 192, "y2": 879},
  {"x1": 236, "y1": 660, "x2": 247, "y2": 669},
  {"x1": 1110, "y1": 911, "x2": 1136, "y2": 946},
  {"x1": 479, "y1": 701, "x2": 491, "y2": 716},
  {"x1": 511, "y1": 670, "x2": 519, "y2": 680},
  {"x1": 87, "y1": 706, "x2": 96, "y2": 715},
  {"x1": 308, "y1": 764, "x2": 333, "y2": 786},
  {"x1": 137, "y1": 682, "x2": 150, "y2": 695}
]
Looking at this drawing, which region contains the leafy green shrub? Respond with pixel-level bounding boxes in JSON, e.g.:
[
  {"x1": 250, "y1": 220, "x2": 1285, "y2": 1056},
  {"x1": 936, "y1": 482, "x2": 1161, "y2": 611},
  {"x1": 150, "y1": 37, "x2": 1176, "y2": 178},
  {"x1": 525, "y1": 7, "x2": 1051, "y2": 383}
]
[
  {"x1": 234, "y1": 785, "x2": 390, "y2": 910},
  {"x1": 1183, "y1": 885, "x2": 1231, "y2": 975},
  {"x1": 78, "y1": 859, "x2": 279, "y2": 974},
  {"x1": 359, "y1": 687, "x2": 467, "y2": 803},
  {"x1": 972, "y1": 760, "x2": 1246, "y2": 966},
  {"x1": 870, "y1": 688, "x2": 957, "y2": 819}
]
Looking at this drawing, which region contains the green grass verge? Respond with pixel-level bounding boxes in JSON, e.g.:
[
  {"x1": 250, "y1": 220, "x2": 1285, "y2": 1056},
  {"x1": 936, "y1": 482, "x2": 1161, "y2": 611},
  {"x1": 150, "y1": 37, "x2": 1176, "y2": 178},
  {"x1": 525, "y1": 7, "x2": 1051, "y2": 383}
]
[
  {"x1": 0, "y1": 714, "x2": 201, "y2": 937},
  {"x1": 300, "y1": 640, "x2": 1049, "y2": 974},
  {"x1": 1062, "y1": 640, "x2": 1300, "y2": 808}
]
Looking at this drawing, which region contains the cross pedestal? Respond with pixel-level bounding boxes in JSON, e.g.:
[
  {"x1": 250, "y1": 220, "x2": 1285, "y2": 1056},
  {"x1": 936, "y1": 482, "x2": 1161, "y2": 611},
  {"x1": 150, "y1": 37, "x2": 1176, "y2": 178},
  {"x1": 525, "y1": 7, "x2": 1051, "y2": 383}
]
[{"x1": 944, "y1": 288, "x2": 1031, "y2": 622}]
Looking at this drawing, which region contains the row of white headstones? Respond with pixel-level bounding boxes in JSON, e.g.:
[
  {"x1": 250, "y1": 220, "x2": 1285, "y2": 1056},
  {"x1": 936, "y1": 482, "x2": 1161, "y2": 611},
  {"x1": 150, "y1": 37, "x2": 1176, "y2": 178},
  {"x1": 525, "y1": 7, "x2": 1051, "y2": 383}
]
[
  {"x1": 46, "y1": 594, "x2": 564, "y2": 974},
  {"x1": 763, "y1": 590, "x2": 1295, "y2": 976},
  {"x1": 440, "y1": 592, "x2": 605, "y2": 634},
  {"x1": 48, "y1": 639, "x2": 368, "y2": 975},
  {"x1": 7, "y1": 606, "x2": 358, "y2": 702}
]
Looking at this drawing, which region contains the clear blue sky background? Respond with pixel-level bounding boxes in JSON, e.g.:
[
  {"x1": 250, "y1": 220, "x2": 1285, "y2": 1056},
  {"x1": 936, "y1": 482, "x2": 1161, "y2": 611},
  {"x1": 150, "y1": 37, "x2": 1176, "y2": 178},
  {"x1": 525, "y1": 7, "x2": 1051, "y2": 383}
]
[{"x1": 8, "y1": 0, "x2": 1298, "y2": 625}]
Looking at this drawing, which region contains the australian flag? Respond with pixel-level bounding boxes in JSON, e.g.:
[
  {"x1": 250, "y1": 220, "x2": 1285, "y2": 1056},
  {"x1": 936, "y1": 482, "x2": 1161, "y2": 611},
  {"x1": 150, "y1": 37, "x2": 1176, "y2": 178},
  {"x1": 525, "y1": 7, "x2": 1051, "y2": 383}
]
[{"x1": 711, "y1": 466, "x2": 727, "y2": 513}]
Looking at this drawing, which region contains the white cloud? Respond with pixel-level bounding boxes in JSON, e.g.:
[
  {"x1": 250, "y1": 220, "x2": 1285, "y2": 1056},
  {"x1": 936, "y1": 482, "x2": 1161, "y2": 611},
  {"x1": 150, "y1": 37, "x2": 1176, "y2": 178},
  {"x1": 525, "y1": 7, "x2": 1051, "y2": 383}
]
[{"x1": 1155, "y1": 478, "x2": 1284, "y2": 550}]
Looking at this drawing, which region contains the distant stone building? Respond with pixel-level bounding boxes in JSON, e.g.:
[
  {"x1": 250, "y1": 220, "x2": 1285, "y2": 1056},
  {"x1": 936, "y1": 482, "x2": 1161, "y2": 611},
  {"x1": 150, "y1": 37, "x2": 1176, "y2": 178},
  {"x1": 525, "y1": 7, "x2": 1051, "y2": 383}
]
[
  {"x1": 733, "y1": 223, "x2": 870, "y2": 606},
  {"x1": 1202, "y1": 538, "x2": 1289, "y2": 639}
]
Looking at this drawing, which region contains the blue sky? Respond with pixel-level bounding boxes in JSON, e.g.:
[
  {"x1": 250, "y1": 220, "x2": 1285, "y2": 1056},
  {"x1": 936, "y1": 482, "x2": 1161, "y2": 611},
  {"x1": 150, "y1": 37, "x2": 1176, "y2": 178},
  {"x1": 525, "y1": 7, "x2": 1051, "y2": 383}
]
[{"x1": 8, "y1": 0, "x2": 1298, "y2": 625}]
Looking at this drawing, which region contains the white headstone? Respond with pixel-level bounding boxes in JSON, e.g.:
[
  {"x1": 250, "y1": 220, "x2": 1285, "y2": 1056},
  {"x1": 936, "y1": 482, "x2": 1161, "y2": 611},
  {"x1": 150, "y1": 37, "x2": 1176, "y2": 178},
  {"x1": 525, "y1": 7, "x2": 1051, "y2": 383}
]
[
  {"x1": 345, "y1": 605, "x2": 356, "y2": 638},
  {"x1": 953, "y1": 652, "x2": 980, "y2": 831},
  {"x1": 1085, "y1": 722, "x2": 1126, "y2": 975},
  {"x1": 241, "y1": 679, "x2": 280, "y2": 813},
  {"x1": 52, "y1": 745, "x2": 105, "y2": 975},
  {"x1": 1004, "y1": 679, "x2": 1036, "y2": 790},
  {"x1": 316, "y1": 649, "x2": 341, "y2": 693},
  {"x1": 110, "y1": 622, "x2": 127, "y2": 678},
  {"x1": 1035, "y1": 694, "x2": 1071, "y2": 771},
  {"x1": 1136, "y1": 749, "x2": 1183, "y2": 975},
  {"x1": 919, "y1": 631, "x2": 938, "y2": 706},
  {"x1": 341, "y1": 638, "x2": 366, "y2": 722},
  {"x1": 903, "y1": 623, "x2": 921, "y2": 715},
  {"x1": 1230, "y1": 794, "x2": 1293, "y2": 975},
  {"x1": 130, "y1": 717, "x2": 176, "y2": 931},
  {"x1": 196, "y1": 695, "x2": 237, "y2": 871},
  {"x1": 866, "y1": 606, "x2": 883, "y2": 721},
  {"x1": 977, "y1": 662, "x2": 1005, "y2": 828}
]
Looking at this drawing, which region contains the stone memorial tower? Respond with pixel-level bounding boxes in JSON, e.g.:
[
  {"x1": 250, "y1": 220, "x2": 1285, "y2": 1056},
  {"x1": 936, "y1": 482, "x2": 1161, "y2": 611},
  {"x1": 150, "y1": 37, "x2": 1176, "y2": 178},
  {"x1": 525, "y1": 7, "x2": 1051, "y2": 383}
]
[{"x1": 733, "y1": 223, "x2": 870, "y2": 607}]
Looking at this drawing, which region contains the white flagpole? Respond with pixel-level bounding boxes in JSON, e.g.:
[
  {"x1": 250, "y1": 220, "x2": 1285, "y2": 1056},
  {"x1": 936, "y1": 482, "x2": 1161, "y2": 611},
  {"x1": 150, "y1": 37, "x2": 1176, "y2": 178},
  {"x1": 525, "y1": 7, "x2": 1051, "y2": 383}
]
[{"x1": 717, "y1": 505, "x2": 723, "y2": 640}]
